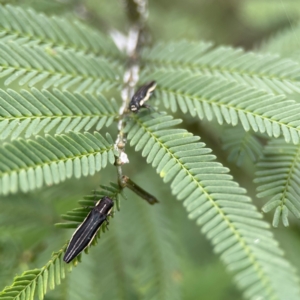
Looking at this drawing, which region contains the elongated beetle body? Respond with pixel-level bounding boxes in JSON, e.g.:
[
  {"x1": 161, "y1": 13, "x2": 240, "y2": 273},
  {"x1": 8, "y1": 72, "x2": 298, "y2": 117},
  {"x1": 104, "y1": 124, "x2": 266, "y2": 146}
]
[
  {"x1": 63, "y1": 196, "x2": 114, "y2": 263},
  {"x1": 129, "y1": 81, "x2": 157, "y2": 112}
]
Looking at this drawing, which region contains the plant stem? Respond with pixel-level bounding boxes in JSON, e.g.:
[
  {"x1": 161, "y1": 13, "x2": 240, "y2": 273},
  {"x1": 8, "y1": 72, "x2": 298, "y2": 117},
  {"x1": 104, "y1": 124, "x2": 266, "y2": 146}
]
[{"x1": 113, "y1": 0, "x2": 149, "y2": 187}]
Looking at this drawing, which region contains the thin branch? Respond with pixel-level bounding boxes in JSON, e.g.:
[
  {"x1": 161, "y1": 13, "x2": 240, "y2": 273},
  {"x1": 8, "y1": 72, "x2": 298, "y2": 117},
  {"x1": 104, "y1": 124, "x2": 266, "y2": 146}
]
[{"x1": 114, "y1": 0, "x2": 149, "y2": 187}]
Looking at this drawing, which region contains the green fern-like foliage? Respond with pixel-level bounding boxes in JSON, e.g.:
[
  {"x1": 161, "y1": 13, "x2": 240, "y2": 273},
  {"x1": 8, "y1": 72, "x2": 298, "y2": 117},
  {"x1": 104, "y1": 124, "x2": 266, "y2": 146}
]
[
  {"x1": 0, "y1": 243, "x2": 68, "y2": 300},
  {"x1": 1, "y1": 2, "x2": 300, "y2": 300},
  {"x1": 0, "y1": 5, "x2": 125, "y2": 93},
  {"x1": 254, "y1": 139, "x2": 300, "y2": 227},
  {"x1": 142, "y1": 70, "x2": 300, "y2": 144},
  {"x1": 120, "y1": 201, "x2": 182, "y2": 300},
  {"x1": 0, "y1": 183, "x2": 123, "y2": 300},
  {"x1": 0, "y1": 41, "x2": 122, "y2": 92},
  {"x1": 222, "y1": 126, "x2": 263, "y2": 167},
  {"x1": 0, "y1": 88, "x2": 118, "y2": 140},
  {"x1": 0, "y1": 131, "x2": 116, "y2": 195},
  {"x1": 253, "y1": 17, "x2": 300, "y2": 227},
  {"x1": 0, "y1": 4, "x2": 124, "y2": 63},
  {"x1": 141, "y1": 40, "x2": 300, "y2": 95},
  {"x1": 124, "y1": 112, "x2": 300, "y2": 300}
]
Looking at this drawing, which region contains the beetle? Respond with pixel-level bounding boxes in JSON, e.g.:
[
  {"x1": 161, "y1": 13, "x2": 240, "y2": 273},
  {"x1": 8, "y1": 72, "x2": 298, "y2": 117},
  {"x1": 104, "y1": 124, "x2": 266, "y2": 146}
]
[
  {"x1": 129, "y1": 81, "x2": 157, "y2": 112},
  {"x1": 63, "y1": 196, "x2": 114, "y2": 263}
]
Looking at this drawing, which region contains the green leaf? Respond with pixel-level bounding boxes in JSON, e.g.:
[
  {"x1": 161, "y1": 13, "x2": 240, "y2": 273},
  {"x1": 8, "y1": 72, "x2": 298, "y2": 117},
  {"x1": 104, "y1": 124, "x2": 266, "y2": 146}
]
[
  {"x1": 142, "y1": 40, "x2": 300, "y2": 95},
  {"x1": 255, "y1": 138, "x2": 300, "y2": 226},
  {"x1": 0, "y1": 244, "x2": 67, "y2": 300},
  {"x1": 125, "y1": 111, "x2": 300, "y2": 300},
  {"x1": 0, "y1": 41, "x2": 122, "y2": 92},
  {"x1": 0, "y1": 131, "x2": 116, "y2": 195},
  {"x1": 0, "y1": 4, "x2": 124, "y2": 63},
  {"x1": 222, "y1": 126, "x2": 263, "y2": 167},
  {"x1": 142, "y1": 70, "x2": 300, "y2": 144},
  {"x1": 0, "y1": 88, "x2": 118, "y2": 139}
]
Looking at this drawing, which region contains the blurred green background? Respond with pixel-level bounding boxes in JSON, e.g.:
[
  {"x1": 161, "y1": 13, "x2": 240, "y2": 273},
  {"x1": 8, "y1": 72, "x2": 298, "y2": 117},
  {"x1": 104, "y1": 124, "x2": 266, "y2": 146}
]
[{"x1": 1, "y1": 0, "x2": 300, "y2": 299}]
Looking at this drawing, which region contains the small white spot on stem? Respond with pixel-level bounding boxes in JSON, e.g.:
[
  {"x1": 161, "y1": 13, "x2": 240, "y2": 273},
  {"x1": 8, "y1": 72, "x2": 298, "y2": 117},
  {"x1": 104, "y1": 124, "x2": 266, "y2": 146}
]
[{"x1": 120, "y1": 152, "x2": 129, "y2": 164}]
